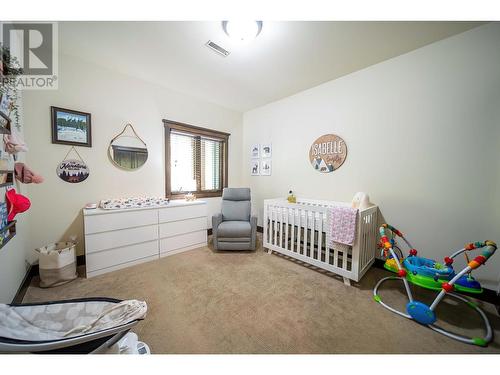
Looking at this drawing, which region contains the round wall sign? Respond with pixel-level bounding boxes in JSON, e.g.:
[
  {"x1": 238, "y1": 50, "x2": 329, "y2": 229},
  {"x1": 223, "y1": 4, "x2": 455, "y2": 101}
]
[
  {"x1": 309, "y1": 134, "x2": 347, "y2": 173},
  {"x1": 57, "y1": 159, "x2": 90, "y2": 183}
]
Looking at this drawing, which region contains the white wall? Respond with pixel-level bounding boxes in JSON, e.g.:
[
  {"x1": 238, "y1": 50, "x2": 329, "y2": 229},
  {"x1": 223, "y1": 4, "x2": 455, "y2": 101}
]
[
  {"x1": 242, "y1": 23, "x2": 500, "y2": 289},
  {"x1": 23, "y1": 53, "x2": 243, "y2": 258}
]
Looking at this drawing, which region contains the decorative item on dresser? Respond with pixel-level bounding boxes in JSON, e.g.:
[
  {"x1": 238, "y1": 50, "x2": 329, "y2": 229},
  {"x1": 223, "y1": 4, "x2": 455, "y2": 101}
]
[{"x1": 83, "y1": 200, "x2": 208, "y2": 277}]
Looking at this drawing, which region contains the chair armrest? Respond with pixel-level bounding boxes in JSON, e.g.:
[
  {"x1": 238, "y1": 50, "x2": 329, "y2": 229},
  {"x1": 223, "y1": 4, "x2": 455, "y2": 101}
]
[
  {"x1": 250, "y1": 215, "x2": 257, "y2": 250},
  {"x1": 250, "y1": 215, "x2": 257, "y2": 228},
  {"x1": 212, "y1": 213, "x2": 223, "y2": 231},
  {"x1": 212, "y1": 213, "x2": 223, "y2": 250}
]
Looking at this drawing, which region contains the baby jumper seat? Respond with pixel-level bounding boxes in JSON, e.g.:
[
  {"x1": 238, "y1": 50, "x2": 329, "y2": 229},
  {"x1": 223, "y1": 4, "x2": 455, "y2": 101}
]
[
  {"x1": 0, "y1": 297, "x2": 148, "y2": 354},
  {"x1": 373, "y1": 223, "x2": 497, "y2": 346},
  {"x1": 404, "y1": 256, "x2": 454, "y2": 278}
]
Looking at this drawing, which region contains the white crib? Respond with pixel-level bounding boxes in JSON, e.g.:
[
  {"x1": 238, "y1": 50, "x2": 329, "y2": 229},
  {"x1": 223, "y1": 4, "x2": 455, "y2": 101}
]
[{"x1": 263, "y1": 198, "x2": 378, "y2": 285}]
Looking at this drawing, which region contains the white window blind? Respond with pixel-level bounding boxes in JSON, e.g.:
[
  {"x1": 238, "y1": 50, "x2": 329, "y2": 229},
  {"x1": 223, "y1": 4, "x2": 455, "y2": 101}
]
[
  {"x1": 170, "y1": 131, "x2": 222, "y2": 193},
  {"x1": 201, "y1": 138, "x2": 222, "y2": 191},
  {"x1": 170, "y1": 132, "x2": 196, "y2": 192}
]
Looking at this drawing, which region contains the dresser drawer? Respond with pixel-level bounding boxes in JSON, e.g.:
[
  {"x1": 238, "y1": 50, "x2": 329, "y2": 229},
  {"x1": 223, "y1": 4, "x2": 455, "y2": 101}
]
[
  {"x1": 84, "y1": 209, "x2": 158, "y2": 234},
  {"x1": 158, "y1": 204, "x2": 207, "y2": 223},
  {"x1": 159, "y1": 230, "x2": 207, "y2": 254},
  {"x1": 86, "y1": 240, "x2": 159, "y2": 273},
  {"x1": 85, "y1": 224, "x2": 158, "y2": 253},
  {"x1": 159, "y1": 217, "x2": 206, "y2": 239}
]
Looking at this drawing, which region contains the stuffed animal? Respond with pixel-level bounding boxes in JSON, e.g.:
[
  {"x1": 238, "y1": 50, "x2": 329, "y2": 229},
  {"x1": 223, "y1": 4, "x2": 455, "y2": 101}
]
[{"x1": 351, "y1": 192, "x2": 371, "y2": 210}]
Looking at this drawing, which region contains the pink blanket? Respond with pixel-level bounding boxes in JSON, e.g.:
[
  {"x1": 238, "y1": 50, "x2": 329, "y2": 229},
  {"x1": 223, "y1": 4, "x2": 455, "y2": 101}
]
[{"x1": 327, "y1": 206, "x2": 358, "y2": 246}]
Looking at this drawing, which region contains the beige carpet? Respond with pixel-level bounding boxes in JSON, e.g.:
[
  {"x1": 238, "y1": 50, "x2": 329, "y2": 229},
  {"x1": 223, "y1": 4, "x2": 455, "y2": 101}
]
[{"x1": 24, "y1": 235, "x2": 500, "y2": 354}]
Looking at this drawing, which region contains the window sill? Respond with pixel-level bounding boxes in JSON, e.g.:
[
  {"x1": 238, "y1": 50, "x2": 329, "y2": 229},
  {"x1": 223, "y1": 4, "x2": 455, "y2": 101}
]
[{"x1": 168, "y1": 192, "x2": 223, "y2": 200}]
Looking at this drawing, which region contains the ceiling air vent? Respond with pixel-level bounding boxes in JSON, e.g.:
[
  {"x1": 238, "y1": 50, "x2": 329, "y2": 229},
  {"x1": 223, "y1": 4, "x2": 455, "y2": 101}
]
[{"x1": 206, "y1": 40, "x2": 230, "y2": 57}]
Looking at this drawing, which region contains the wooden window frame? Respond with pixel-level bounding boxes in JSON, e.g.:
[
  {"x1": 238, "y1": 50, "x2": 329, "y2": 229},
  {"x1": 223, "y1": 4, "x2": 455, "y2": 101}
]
[{"x1": 164, "y1": 119, "x2": 230, "y2": 199}]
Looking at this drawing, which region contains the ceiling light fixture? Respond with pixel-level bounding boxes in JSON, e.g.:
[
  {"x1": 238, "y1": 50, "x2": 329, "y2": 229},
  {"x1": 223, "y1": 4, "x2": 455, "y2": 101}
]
[{"x1": 222, "y1": 21, "x2": 263, "y2": 42}]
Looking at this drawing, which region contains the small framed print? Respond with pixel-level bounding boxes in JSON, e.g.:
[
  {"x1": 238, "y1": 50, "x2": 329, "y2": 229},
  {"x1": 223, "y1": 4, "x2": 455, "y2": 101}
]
[
  {"x1": 261, "y1": 159, "x2": 272, "y2": 176},
  {"x1": 261, "y1": 143, "x2": 272, "y2": 158},
  {"x1": 250, "y1": 159, "x2": 260, "y2": 176},
  {"x1": 250, "y1": 143, "x2": 260, "y2": 158},
  {"x1": 51, "y1": 106, "x2": 92, "y2": 147}
]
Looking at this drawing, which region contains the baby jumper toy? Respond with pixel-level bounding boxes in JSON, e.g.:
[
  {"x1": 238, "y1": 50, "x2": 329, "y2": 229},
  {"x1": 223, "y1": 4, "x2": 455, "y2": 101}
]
[{"x1": 373, "y1": 223, "x2": 497, "y2": 346}]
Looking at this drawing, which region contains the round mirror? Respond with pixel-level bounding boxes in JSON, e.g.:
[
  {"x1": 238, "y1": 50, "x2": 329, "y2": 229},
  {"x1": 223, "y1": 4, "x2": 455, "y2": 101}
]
[{"x1": 108, "y1": 124, "x2": 148, "y2": 170}]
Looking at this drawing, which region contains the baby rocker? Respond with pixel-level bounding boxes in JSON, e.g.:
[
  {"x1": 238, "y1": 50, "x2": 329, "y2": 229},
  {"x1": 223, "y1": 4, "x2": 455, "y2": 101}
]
[{"x1": 373, "y1": 223, "x2": 497, "y2": 346}]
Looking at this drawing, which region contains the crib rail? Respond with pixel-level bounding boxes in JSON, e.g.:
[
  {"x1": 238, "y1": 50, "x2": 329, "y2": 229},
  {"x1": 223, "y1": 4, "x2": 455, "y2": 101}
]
[{"x1": 263, "y1": 198, "x2": 378, "y2": 283}]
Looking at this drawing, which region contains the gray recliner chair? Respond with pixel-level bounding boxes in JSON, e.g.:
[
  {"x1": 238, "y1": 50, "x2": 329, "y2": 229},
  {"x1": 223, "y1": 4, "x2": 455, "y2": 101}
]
[{"x1": 212, "y1": 188, "x2": 257, "y2": 251}]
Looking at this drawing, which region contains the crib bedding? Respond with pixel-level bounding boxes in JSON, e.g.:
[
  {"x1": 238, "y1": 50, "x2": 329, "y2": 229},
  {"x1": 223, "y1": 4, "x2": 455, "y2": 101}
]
[{"x1": 326, "y1": 205, "x2": 358, "y2": 246}]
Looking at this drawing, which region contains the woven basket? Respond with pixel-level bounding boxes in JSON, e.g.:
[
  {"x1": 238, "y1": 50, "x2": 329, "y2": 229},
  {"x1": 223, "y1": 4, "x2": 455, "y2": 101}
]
[{"x1": 35, "y1": 242, "x2": 77, "y2": 288}]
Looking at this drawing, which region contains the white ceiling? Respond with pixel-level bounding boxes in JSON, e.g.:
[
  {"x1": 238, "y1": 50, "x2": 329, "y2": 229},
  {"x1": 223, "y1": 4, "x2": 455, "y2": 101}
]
[{"x1": 59, "y1": 21, "x2": 484, "y2": 112}]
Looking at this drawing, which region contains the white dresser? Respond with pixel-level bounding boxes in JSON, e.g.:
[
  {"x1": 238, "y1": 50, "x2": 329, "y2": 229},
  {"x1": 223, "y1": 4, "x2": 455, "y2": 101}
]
[{"x1": 83, "y1": 201, "x2": 207, "y2": 277}]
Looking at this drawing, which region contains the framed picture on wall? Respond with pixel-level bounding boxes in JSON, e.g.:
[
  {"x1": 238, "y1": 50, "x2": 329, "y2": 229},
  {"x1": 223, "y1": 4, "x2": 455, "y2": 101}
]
[
  {"x1": 261, "y1": 159, "x2": 272, "y2": 176},
  {"x1": 261, "y1": 143, "x2": 272, "y2": 158},
  {"x1": 250, "y1": 143, "x2": 260, "y2": 158},
  {"x1": 250, "y1": 159, "x2": 260, "y2": 176},
  {"x1": 51, "y1": 106, "x2": 92, "y2": 147}
]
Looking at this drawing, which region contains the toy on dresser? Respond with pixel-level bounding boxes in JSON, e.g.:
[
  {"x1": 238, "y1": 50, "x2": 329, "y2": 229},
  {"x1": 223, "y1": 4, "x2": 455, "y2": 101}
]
[{"x1": 184, "y1": 193, "x2": 196, "y2": 202}]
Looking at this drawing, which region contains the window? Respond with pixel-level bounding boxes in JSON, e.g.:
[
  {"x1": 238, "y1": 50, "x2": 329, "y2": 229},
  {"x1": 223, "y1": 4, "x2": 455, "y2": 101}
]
[{"x1": 164, "y1": 119, "x2": 229, "y2": 199}]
